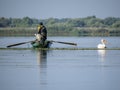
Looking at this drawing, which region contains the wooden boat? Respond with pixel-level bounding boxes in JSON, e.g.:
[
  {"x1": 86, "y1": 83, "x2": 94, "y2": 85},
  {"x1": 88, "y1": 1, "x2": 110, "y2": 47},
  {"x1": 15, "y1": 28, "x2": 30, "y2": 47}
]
[
  {"x1": 31, "y1": 40, "x2": 52, "y2": 48},
  {"x1": 7, "y1": 39, "x2": 76, "y2": 48}
]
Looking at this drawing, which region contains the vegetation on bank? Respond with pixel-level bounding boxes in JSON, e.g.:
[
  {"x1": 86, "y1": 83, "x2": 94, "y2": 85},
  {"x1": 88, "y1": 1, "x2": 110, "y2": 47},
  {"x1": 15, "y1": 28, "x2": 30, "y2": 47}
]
[{"x1": 0, "y1": 16, "x2": 120, "y2": 36}]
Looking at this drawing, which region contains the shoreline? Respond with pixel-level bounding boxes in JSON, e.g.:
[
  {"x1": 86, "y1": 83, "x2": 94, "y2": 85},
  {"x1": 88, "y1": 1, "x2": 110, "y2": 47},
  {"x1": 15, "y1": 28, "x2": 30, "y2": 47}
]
[{"x1": 0, "y1": 27, "x2": 120, "y2": 36}]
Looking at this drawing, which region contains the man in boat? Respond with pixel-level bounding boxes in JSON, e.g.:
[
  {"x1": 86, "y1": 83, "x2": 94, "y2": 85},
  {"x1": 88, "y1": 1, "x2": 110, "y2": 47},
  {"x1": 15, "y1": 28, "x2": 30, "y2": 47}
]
[{"x1": 36, "y1": 22, "x2": 47, "y2": 45}]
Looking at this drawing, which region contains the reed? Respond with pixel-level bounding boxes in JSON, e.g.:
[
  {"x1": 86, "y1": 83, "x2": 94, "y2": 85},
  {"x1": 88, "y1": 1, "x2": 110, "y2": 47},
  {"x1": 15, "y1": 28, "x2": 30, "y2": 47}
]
[{"x1": 0, "y1": 27, "x2": 120, "y2": 36}]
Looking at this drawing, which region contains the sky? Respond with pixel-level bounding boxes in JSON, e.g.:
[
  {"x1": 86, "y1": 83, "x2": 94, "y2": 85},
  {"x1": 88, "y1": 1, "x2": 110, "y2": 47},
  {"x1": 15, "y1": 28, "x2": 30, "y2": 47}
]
[{"x1": 0, "y1": 0, "x2": 120, "y2": 19}]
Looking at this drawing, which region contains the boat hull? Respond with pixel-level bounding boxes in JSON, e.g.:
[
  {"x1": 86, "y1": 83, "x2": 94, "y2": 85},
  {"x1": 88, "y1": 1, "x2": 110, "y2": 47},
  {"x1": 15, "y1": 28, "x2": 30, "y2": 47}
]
[{"x1": 31, "y1": 40, "x2": 52, "y2": 48}]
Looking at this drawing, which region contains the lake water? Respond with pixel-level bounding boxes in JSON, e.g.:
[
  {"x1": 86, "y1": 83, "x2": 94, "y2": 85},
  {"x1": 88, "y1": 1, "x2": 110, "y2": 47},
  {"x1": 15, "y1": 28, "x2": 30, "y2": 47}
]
[{"x1": 0, "y1": 36, "x2": 120, "y2": 90}]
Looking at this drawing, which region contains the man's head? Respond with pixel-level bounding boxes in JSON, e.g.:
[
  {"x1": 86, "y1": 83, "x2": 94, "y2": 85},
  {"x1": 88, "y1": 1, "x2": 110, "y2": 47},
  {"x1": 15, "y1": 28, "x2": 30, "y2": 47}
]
[
  {"x1": 38, "y1": 22, "x2": 43, "y2": 30},
  {"x1": 39, "y1": 22, "x2": 43, "y2": 25}
]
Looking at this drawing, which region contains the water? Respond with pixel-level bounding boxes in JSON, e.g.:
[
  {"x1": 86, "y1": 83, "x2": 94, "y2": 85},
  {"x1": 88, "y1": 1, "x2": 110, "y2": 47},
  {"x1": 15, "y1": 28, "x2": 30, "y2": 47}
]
[
  {"x1": 0, "y1": 36, "x2": 120, "y2": 90},
  {"x1": 0, "y1": 36, "x2": 120, "y2": 48}
]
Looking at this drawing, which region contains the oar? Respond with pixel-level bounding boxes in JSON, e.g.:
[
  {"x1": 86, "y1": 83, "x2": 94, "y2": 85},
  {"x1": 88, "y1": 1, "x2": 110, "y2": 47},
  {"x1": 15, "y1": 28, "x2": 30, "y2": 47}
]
[
  {"x1": 50, "y1": 40, "x2": 77, "y2": 46},
  {"x1": 7, "y1": 40, "x2": 34, "y2": 48}
]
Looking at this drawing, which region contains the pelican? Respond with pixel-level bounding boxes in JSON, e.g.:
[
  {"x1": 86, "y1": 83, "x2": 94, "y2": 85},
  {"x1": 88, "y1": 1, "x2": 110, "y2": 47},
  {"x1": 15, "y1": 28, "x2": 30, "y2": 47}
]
[{"x1": 97, "y1": 39, "x2": 107, "y2": 49}]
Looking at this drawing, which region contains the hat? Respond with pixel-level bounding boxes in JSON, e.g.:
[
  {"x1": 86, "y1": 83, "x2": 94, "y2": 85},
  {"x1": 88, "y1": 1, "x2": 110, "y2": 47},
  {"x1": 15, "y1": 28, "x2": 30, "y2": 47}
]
[{"x1": 39, "y1": 22, "x2": 43, "y2": 25}]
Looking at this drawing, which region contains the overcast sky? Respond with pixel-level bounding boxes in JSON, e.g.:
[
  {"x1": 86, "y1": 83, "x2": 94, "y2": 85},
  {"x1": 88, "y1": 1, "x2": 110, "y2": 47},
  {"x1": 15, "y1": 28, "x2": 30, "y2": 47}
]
[{"x1": 0, "y1": 0, "x2": 120, "y2": 19}]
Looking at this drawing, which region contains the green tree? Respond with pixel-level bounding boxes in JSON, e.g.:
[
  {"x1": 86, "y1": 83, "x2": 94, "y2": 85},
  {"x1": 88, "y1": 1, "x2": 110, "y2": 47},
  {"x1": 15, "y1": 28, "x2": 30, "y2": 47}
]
[
  {"x1": 112, "y1": 21, "x2": 120, "y2": 28},
  {"x1": 0, "y1": 17, "x2": 10, "y2": 27},
  {"x1": 71, "y1": 18, "x2": 85, "y2": 27},
  {"x1": 103, "y1": 17, "x2": 118, "y2": 26},
  {"x1": 22, "y1": 17, "x2": 33, "y2": 27},
  {"x1": 11, "y1": 18, "x2": 22, "y2": 27}
]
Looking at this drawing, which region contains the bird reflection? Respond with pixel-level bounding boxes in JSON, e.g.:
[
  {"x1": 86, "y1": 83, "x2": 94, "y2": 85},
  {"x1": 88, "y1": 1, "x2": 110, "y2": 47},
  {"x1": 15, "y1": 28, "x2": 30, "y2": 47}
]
[{"x1": 97, "y1": 50, "x2": 106, "y2": 62}]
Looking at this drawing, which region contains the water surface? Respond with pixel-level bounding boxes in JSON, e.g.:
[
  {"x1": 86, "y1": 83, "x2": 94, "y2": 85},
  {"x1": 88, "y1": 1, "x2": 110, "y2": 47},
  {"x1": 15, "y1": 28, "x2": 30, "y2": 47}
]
[
  {"x1": 0, "y1": 37, "x2": 120, "y2": 90},
  {"x1": 0, "y1": 36, "x2": 120, "y2": 48}
]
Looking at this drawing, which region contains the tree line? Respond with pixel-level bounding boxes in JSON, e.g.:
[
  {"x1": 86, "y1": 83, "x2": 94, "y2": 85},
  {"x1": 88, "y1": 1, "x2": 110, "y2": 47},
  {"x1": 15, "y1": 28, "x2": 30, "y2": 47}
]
[
  {"x1": 0, "y1": 16, "x2": 120, "y2": 28},
  {"x1": 0, "y1": 16, "x2": 120, "y2": 36}
]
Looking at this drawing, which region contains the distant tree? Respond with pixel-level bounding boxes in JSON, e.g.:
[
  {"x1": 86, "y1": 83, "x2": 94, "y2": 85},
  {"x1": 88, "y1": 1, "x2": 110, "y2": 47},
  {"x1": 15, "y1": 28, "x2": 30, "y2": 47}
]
[
  {"x1": 46, "y1": 18, "x2": 59, "y2": 25},
  {"x1": 112, "y1": 21, "x2": 120, "y2": 28},
  {"x1": 0, "y1": 16, "x2": 120, "y2": 29},
  {"x1": 85, "y1": 15, "x2": 96, "y2": 19},
  {"x1": 0, "y1": 17, "x2": 10, "y2": 27},
  {"x1": 72, "y1": 19, "x2": 85, "y2": 27},
  {"x1": 11, "y1": 18, "x2": 22, "y2": 27},
  {"x1": 28, "y1": 18, "x2": 39, "y2": 27},
  {"x1": 85, "y1": 17, "x2": 102, "y2": 27},
  {"x1": 103, "y1": 17, "x2": 118, "y2": 26},
  {"x1": 22, "y1": 17, "x2": 33, "y2": 27}
]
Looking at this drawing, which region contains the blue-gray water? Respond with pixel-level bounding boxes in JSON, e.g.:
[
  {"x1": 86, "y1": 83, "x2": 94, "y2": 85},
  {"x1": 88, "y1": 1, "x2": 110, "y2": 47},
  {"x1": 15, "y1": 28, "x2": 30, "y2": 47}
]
[{"x1": 0, "y1": 36, "x2": 120, "y2": 90}]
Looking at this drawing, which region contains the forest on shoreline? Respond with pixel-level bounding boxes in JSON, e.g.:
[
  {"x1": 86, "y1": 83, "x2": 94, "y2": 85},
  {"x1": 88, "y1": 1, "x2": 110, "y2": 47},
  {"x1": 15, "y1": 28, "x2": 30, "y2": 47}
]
[{"x1": 0, "y1": 16, "x2": 120, "y2": 36}]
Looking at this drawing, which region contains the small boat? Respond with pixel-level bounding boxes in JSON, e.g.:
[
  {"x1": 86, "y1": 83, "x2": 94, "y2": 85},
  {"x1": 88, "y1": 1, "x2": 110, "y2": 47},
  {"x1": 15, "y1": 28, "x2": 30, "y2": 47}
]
[
  {"x1": 7, "y1": 36, "x2": 76, "y2": 48},
  {"x1": 31, "y1": 40, "x2": 52, "y2": 48}
]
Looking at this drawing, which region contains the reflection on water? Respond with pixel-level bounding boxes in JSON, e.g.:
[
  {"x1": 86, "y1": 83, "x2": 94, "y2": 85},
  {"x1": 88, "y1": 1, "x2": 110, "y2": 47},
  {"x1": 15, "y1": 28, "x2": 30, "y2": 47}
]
[
  {"x1": 0, "y1": 49, "x2": 120, "y2": 90},
  {"x1": 36, "y1": 50, "x2": 47, "y2": 88},
  {"x1": 37, "y1": 50, "x2": 47, "y2": 68},
  {"x1": 0, "y1": 36, "x2": 120, "y2": 90},
  {"x1": 97, "y1": 50, "x2": 106, "y2": 62},
  {"x1": 0, "y1": 36, "x2": 120, "y2": 48}
]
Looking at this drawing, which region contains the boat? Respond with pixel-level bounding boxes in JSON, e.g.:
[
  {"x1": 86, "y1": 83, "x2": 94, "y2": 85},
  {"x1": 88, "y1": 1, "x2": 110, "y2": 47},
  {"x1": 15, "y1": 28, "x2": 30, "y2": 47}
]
[
  {"x1": 6, "y1": 38, "x2": 76, "y2": 48},
  {"x1": 31, "y1": 40, "x2": 52, "y2": 48}
]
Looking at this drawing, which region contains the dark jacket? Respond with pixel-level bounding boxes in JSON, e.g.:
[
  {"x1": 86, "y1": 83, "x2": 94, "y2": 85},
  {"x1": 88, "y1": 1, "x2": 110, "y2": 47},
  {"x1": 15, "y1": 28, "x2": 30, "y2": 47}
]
[{"x1": 38, "y1": 26, "x2": 47, "y2": 40}]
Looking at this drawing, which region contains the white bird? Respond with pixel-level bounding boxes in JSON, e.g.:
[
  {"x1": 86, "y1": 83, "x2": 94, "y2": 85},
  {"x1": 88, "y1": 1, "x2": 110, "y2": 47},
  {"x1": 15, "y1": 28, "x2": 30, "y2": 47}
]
[{"x1": 97, "y1": 39, "x2": 107, "y2": 49}]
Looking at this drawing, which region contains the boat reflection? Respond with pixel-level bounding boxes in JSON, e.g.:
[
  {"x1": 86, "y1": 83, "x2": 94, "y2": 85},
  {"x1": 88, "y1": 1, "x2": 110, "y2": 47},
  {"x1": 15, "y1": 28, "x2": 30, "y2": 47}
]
[
  {"x1": 97, "y1": 49, "x2": 106, "y2": 62},
  {"x1": 36, "y1": 50, "x2": 48, "y2": 87},
  {"x1": 37, "y1": 50, "x2": 47, "y2": 68}
]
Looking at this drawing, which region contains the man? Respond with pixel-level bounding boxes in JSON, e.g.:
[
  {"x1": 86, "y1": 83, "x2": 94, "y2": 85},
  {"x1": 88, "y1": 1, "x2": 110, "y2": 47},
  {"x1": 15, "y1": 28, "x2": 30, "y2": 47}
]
[{"x1": 36, "y1": 22, "x2": 47, "y2": 45}]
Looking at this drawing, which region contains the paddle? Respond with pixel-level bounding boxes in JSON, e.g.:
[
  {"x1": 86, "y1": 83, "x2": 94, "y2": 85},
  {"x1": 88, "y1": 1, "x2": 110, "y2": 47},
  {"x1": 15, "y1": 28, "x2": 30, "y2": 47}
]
[
  {"x1": 7, "y1": 40, "x2": 34, "y2": 48},
  {"x1": 7, "y1": 40, "x2": 77, "y2": 48},
  {"x1": 50, "y1": 40, "x2": 77, "y2": 46}
]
